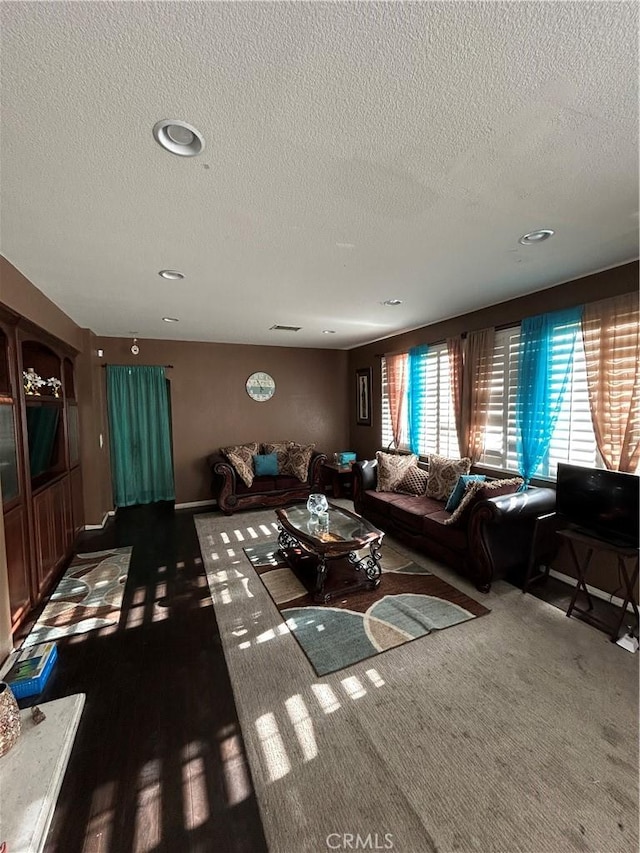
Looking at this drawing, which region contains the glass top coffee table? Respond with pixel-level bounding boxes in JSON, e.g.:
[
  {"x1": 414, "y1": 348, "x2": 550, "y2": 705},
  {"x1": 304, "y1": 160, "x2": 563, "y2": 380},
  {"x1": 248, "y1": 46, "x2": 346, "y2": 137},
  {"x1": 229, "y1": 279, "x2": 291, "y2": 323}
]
[{"x1": 275, "y1": 503, "x2": 384, "y2": 603}]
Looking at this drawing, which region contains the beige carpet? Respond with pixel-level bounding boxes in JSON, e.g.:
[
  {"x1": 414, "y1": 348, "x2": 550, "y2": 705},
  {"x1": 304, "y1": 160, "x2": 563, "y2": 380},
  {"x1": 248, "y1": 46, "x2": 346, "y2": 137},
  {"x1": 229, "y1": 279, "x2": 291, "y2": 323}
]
[{"x1": 195, "y1": 505, "x2": 639, "y2": 853}]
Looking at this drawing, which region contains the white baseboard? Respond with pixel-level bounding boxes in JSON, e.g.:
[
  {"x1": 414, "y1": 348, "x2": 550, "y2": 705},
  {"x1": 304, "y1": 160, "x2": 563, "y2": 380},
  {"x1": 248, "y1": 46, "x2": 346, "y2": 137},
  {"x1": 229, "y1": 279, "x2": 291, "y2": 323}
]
[
  {"x1": 174, "y1": 499, "x2": 217, "y2": 510},
  {"x1": 547, "y1": 567, "x2": 637, "y2": 613},
  {"x1": 84, "y1": 510, "x2": 115, "y2": 530},
  {"x1": 82, "y1": 501, "x2": 216, "y2": 528}
]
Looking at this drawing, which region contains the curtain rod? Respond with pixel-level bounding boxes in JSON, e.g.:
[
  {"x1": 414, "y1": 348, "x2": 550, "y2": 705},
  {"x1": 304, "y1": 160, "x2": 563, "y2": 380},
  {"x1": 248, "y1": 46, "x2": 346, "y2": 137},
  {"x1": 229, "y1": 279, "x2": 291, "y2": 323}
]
[{"x1": 101, "y1": 364, "x2": 174, "y2": 368}]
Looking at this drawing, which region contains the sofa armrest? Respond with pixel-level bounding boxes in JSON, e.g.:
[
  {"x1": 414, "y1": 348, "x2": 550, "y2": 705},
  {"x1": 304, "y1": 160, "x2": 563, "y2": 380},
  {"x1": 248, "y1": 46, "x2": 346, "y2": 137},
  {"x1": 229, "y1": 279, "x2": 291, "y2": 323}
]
[
  {"x1": 468, "y1": 486, "x2": 556, "y2": 591},
  {"x1": 208, "y1": 452, "x2": 238, "y2": 513},
  {"x1": 309, "y1": 452, "x2": 327, "y2": 489},
  {"x1": 352, "y1": 460, "x2": 378, "y2": 513}
]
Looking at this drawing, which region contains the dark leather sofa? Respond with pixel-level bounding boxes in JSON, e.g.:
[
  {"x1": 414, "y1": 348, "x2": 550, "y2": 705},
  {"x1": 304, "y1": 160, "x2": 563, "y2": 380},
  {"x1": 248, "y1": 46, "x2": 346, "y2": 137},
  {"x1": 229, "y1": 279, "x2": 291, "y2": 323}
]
[
  {"x1": 353, "y1": 459, "x2": 556, "y2": 591},
  {"x1": 208, "y1": 451, "x2": 327, "y2": 515}
]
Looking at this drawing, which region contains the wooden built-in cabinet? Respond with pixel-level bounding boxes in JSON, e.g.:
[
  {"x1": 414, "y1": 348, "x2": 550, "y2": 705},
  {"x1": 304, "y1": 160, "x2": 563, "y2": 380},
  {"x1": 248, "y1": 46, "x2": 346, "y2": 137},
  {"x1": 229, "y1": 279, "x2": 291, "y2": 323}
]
[{"x1": 0, "y1": 306, "x2": 84, "y2": 633}]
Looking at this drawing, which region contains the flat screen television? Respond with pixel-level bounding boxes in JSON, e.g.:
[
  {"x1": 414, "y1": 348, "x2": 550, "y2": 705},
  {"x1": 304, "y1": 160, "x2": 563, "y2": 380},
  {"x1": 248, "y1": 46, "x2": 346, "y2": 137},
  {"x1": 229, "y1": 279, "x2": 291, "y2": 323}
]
[{"x1": 556, "y1": 463, "x2": 639, "y2": 548}]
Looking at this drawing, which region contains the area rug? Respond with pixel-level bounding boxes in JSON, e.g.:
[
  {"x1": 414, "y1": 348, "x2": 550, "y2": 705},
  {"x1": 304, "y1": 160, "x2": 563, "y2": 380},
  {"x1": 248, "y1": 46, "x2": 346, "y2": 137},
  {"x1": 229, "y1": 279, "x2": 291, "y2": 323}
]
[
  {"x1": 22, "y1": 547, "x2": 132, "y2": 648},
  {"x1": 242, "y1": 539, "x2": 489, "y2": 675}
]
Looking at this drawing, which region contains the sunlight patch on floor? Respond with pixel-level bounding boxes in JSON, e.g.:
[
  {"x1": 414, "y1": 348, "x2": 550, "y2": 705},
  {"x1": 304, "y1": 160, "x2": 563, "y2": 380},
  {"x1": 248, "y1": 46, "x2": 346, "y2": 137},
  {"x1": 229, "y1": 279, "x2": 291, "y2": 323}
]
[
  {"x1": 133, "y1": 760, "x2": 162, "y2": 853},
  {"x1": 365, "y1": 668, "x2": 385, "y2": 687},
  {"x1": 219, "y1": 733, "x2": 252, "y2": 805},
  {"x1": 311, "y1": 683, "x2": 341, "y2": 714},
  {"x1": 182, "y1": 743, "x2": 209, "y2": 829},
  {"x1": 255, "y1": 712, "x2": 291, "y2": 782},
  {"x1": 87, "y1": 781, "x2": 116, "y2": 851},
  {"x1": 341, "y1": 676, "x2": 367, "y2": 700},
  {"x1": 285, "y1": 695, "x2": 318, "y2": 762}
]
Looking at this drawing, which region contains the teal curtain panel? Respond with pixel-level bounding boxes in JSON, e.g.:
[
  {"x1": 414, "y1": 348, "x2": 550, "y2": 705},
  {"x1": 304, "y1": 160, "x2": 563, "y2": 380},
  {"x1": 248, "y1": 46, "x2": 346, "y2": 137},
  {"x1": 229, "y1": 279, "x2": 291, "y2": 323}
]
[
  {"x1": 106, "y1": 365, "x2": 175, "y2": 507},
  {"x1": 408, "y1": 344, "x2": 429, "y2": 455},
  {"x1": 515, "y1": 306, "x2": 583, "y2": 483}
]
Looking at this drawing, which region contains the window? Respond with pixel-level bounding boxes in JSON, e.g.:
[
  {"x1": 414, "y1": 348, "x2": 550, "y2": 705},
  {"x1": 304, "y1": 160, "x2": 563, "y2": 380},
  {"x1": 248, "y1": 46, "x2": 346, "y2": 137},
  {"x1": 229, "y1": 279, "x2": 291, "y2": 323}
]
[
  {"x1": 381, "y1": 318, "x2": 621, "y2": 480},
  {"x1": 381, "y1": 344, "x2": 458, "y2": 458},
  {"x1": 479, "y1": 324, "x2": 600, "y2": 478}
]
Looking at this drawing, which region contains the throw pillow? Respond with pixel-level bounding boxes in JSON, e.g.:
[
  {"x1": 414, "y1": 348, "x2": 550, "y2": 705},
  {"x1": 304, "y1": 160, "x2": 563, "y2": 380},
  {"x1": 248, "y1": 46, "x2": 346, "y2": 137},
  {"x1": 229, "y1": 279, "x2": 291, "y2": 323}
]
[
  {"x1": 253, "y1": 453, "x2": 279, "y2": 477},
  {"x1": 375, "y1": 451, "x2": 418, "y2": 492},
  {"x1": 425, "y1": 454, "x2": 471, "y2": 501},
  {"x1": 263, "y1": 441, "x2": 294, "y2": 473},
  {"x1": 395, "y1": 465, "x2": 429, "y2": 496},
  {"x1": 445, "y1": 474, "x2": 487, "y2": 513},
  {"x1": 221, "y1": 442, "x2": 259, "y2": 488},
  {"x1": 443, "y1": 476, "x2": 524, "y2": 526},
  {"x1": 282, "y1": 443, "x2": 315, "y2": 481}
]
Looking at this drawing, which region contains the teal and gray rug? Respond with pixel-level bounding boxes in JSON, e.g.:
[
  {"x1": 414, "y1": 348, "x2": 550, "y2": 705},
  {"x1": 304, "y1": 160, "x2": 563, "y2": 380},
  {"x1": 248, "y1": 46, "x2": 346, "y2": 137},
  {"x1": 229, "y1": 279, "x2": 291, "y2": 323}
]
[
  {"x1": 22, "y1": 547, "x2": 132, "y2": 647},
  {"x1": 242, "y1": 539, "x2": 489, "y2": 675}
]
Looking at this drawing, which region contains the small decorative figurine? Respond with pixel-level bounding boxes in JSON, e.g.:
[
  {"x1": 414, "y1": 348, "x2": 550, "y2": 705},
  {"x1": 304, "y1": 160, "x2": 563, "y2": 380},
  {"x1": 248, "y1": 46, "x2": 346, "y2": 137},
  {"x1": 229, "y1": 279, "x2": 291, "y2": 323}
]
[
  {"x1": 46, "y1": 377, "x2": 63, "y2": 398},
  {"x1": 23, "y1": 368, "x2": 46, "y2": 395}
]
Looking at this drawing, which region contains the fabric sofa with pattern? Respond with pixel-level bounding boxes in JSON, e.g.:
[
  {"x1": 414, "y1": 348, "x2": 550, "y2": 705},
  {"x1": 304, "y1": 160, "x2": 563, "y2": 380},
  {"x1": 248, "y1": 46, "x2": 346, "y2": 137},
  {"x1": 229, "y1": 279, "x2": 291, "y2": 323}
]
[
  {"x1": 353, "y1": 457, "x2": 556, "y2": 592},
  {"x1": 208, "y1": 442, "x2": 327, "y2": 515}
]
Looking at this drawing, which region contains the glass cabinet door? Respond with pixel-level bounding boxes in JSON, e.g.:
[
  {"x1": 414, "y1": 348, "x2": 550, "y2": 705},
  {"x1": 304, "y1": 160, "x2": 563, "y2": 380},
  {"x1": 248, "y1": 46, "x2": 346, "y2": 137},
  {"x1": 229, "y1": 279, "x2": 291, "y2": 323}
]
[{"x1": 0, "y1": 402, "x2": 19, "y2": 503}]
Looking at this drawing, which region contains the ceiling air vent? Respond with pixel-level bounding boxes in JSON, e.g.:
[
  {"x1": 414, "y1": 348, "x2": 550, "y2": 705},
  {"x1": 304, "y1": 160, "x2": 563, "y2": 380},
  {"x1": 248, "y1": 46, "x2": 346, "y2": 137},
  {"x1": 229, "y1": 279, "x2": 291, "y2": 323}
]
[{"x1": 269, "y1": 324, "x2": 302, "y2": 332}]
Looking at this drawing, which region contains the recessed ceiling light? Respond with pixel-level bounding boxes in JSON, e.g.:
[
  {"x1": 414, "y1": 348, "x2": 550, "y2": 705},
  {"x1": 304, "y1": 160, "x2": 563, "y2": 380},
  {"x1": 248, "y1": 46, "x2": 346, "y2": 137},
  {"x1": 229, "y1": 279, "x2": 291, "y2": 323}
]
[
  {"x1": 518, "y1": 229, "x2": 555, "y2": 245},
  {"x1": 158, "y1": 270, "x2": 184, "y2": 280},
  {"x1": 153, "y1": 119, "x2": 205, "y2": 157},
  {"x1": 383, "y1": 299, "x2": 403, "y2": 306},
  {"x1": 322, "y1": 329, "x2": 336, "y2": 334},
  {"x1": 162, "y1": 317, "x2": 179, "y2": 323}
]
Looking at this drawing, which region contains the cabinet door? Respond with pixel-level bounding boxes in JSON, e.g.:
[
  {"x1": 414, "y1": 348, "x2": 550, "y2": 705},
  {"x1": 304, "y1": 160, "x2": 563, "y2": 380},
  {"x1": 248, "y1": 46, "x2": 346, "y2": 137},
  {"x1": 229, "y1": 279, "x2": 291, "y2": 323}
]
[
  {"x1": 50, "y1": 479, "x2": 67, "y2": 566},
  {"x1": 70, "y1": 466, "x2": 84, "y2": 534},
  {"x1": 62, "y1": 476, "x2": 74, "y2": 551},
  {"x1": 32, "y1": 487, "x2": 55, "y2": 592},
  {"x1": 4, "y1": 505, "x2": 31, "y2": 627}
]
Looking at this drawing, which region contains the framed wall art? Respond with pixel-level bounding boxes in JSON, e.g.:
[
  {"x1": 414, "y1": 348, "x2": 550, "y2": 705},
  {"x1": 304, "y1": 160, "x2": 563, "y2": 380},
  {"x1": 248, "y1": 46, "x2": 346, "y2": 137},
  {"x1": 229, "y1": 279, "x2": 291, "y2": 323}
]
[{"x1": 356, "y1": 367, "x2": 372, "y2": 426}]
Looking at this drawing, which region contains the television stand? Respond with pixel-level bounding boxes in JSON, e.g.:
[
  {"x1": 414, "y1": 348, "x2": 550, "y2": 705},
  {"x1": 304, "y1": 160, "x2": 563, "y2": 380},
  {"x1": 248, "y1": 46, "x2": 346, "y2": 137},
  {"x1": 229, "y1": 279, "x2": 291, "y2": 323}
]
[{"x1": 559, "y1": 528, "x2": 639, "y2": 642}]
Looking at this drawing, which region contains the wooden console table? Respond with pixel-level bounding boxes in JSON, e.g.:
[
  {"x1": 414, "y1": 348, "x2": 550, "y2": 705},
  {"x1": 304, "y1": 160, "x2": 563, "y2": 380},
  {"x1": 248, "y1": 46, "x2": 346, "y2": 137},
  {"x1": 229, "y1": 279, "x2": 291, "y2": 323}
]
[{"x1": 560, "y1": 528, "x2": 639, "y2": 642}]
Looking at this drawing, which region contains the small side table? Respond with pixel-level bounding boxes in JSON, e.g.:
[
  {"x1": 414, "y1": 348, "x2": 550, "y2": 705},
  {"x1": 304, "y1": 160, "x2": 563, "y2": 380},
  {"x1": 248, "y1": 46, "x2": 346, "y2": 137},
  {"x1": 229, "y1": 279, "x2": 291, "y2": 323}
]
[
  {"x1": 322, "y1": 462, "x2": 354, "y2": 499},
  {"x1": 523, "y1": 512, "x2": 564, "y2": 593},
  {"x1": 559, "y1": 528, "x2": 639, "y2": 642}
]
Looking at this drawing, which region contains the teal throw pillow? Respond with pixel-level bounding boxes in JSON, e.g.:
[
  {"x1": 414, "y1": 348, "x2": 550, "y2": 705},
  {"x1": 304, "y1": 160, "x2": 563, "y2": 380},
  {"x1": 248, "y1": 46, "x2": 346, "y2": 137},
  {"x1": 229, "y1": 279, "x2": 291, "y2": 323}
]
[
  {"x1": 445, "y1": 474, "x2": 486, "y2": 513},
  {"x1": 253, "y1": 453, "x2": 279, "y2": 476}
]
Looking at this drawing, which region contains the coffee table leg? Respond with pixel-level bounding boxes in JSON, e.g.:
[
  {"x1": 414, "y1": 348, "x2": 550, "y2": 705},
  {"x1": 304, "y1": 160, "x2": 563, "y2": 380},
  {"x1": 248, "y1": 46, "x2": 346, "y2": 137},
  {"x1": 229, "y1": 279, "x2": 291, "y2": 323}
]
[
  {"x1": 348, "y1": 539, "x2": 383, "y2": 588},
  {"x1": 315, "y1": 557, "x2": 329, "y2": 603}
]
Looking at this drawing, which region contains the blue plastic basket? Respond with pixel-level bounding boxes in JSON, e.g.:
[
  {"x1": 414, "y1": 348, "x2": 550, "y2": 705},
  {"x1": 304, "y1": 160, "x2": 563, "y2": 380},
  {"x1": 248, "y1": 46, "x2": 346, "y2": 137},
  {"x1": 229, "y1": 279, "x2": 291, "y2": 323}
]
[{"x1": 6, "y1": 643, "x2": 58, "y2": 699}]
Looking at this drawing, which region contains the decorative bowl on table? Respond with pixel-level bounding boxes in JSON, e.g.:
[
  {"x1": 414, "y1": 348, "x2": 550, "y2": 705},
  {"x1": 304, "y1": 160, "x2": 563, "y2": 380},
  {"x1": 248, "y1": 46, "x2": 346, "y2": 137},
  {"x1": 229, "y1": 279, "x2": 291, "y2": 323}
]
[{"x1": 306, "y1": 493, "x2": 328, "y2": 517}]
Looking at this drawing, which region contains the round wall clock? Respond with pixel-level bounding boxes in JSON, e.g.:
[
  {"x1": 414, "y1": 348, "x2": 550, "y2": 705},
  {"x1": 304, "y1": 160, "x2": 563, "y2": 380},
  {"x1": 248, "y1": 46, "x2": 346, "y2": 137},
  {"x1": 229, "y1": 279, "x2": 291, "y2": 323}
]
[{"x1": 246, "y1": 371, "x2": 276, "y2": 402}]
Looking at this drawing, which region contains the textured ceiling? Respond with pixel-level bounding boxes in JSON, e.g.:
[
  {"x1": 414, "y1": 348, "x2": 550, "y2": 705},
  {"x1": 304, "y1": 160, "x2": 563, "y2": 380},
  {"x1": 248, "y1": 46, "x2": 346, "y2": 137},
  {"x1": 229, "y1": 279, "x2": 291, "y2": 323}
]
[{"x1": 1, "y1": 1, "x2": 638, "y2": 349}]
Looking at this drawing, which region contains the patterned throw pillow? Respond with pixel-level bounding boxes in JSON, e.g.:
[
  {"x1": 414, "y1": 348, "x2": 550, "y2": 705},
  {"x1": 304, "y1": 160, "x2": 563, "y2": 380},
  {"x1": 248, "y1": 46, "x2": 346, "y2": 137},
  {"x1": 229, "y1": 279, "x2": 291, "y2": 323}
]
[
  {"x1": 425, "y1": 454, "x2": 471, "y2": 501},
  {"x1": 443, "y1": 477, "x2": 524, "y2": 526},
  {"x1": 221, "y1": 442, "x2": 259, "y2": 488},
  {"x1": 263, "y1": 441, "x2": 294, "y2": 473},
  {"x1": 282, "y1": 443, "x2": 316, "y2": 481},
  {"x1": 375, "y1": 451, "x2": 418, "y2": 492},
  {"x1": 445, "y1": 474, "x2": 486, "y2": 513},
  {"x1": 395, "y1": 465, "x2": 429, "y2": 496}
]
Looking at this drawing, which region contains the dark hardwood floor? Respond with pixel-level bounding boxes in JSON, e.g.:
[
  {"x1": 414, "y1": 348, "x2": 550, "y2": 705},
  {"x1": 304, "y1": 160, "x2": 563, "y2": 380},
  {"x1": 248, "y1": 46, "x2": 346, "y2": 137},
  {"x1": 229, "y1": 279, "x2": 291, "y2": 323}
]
[{"x1": 14, "y1": 503, "x2": 268, "y2": 853}]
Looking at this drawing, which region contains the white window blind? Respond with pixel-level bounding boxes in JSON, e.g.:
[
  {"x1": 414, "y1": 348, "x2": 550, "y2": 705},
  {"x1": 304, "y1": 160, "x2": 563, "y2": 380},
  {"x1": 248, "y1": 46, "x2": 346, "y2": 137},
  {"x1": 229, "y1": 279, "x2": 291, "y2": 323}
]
[
  {"x1": 381, "y1": 345, "x2": 458, "y2": 458},
  {"x1": 381, "y1": 355, "x2": 407, "y2": 450},
  {"x1": 422, "y1": 344, "x2": 459, "y2": 458},
  {"x1": 481, "y1": 327, "x2": 521, "y2": 472}
]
